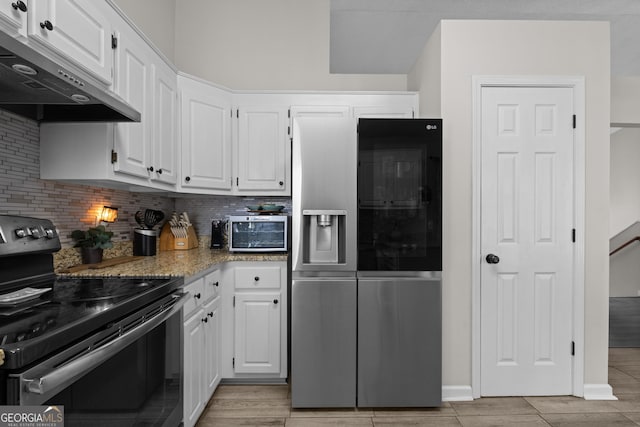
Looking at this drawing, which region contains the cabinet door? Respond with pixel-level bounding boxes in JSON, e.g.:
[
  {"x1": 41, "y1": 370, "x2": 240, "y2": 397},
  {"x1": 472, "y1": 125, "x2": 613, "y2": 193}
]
[
  {"x1": 203, "y1": 296, "x2": 221, "y2": 398},
  {"x1": 180, "y1": 77, "x2": 232, "y2": 191},
  {"x1": 112, "y1": 28, "x2": 152, "y2": 179},
  {"x1": 352, "y1": 105, "x2": 414, "y2": 118},
  {"x1": 150, "y1": 61, "x2": 177, "y2": 185},
  {"x1": 236, "y1": 106, "x2": 288, "y2": 193},
  {"x1": 0, "y1": 0, "x2": 27, "y2": 37},
  {"x1": 290, "y1": 105, "x2": 350, "y2": 141},
  {"x1": 290, "y1": 105, "x2": 350, "y2": 119},
  {"x1": 183, "y1": 309, "x2": 205, "y2": 427},
  {"x1": 234, "y1": 292, "x2": 281, "y2": 374},
  {"x1": 29, "y1": 0, "x2": 112, "y2": 84}
]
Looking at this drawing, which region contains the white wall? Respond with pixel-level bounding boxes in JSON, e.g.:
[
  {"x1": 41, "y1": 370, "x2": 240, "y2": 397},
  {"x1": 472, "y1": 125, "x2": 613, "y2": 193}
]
[
  {"x1": 110, "y1": 0, "x2": 405, "y2": 91},
  {"x1": 609, "y1": 129, "x2": 640, "y2": 297},
  {"x1": 408, "y1": 20, "x2": 611, "y2": 390},
  {"x1": 610, "y1": 128, "x2": 640, "y2": 236},
  {"x1": 173, "y1": 0, "x2": 407, "y2": 91},
  {"x1": 111, "y1": 0, "x2": 176, "y2": 62},
  {"x1": 612, "y1": 77, "x2": 640, "y2": 126},
  {"x1": 609, "y1": 82, "x2": 640, "y2": 298},
  {"x1": 408, "y1": 23, "x2": 441, "y2": 118}
]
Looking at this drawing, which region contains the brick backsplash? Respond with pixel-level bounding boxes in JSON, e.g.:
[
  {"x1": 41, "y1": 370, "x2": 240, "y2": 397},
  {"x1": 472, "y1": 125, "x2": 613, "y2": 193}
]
[
  {"x1": 0, "y1": 109, "x2": 291, "y2": 249},
  {"x1": 0, "y1": 110, "x2": 174, "y2": 248}
]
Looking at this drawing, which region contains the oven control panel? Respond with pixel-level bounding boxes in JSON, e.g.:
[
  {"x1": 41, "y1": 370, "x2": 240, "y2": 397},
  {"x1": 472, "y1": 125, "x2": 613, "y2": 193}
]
[{"x1": 0, "y1": 215, "x2": 61, "y2": 256}]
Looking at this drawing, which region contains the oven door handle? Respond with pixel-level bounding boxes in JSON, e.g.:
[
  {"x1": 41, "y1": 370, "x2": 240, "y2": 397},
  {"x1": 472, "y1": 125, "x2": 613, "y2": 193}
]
[{"x1": 23, "y1": 292, "x2": 188, "y2": 397}]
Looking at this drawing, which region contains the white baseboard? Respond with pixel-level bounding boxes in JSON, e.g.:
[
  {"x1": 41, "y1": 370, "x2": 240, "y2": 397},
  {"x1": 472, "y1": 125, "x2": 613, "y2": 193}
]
[
  {"x1": 583, "y1": 384, "x2": 618, "y2": 400},
  {"x1": 442, "y1": 385, "x2": 474, "y2": 401},
  {"x1": 442, "y1": 384, "x2": 616, "y2": 401}
]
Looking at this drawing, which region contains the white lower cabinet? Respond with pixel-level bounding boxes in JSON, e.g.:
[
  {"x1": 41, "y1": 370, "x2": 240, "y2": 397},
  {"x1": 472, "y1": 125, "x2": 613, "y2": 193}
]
[
  {"x1": 183, "y1": 304, "x2": 205, "y2": 427},
  {"x1": 182, "y1": 260, "x2": 288, "y2": 426},
  {"x1": 182, "y1": 269, "x2": 221, "y2": 427},
  {"x1": 203, "y1": 295, "x2": 221, "y2": 396},
  {"x1": 234, "y1": 292, "x2": 281, "y2": 374},
  {"x1": 221, "y1": 261, "x2": 288, "y2": 381}
]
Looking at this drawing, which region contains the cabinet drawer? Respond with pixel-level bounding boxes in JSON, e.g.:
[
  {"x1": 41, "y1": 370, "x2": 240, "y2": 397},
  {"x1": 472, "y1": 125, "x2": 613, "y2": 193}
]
[
  {"x1": 203, "y1": 269, "x2": 222, "y2": 301},
  {"x1": 183, "y1": 277, "x2": 205, "y2": 318},
  {"x1": 235, "y1": 266, "x2": 281, "y2": 289}
]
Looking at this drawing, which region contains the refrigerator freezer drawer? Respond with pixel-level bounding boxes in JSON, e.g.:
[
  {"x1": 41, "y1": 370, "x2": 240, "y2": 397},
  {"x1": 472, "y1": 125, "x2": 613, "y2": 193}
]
[
  {"x1": 357, "y1": 276, "x2": 442, "y2": 407},
  {"x1": 291, "y1": 278, "x2": 357, "y2": 408}
]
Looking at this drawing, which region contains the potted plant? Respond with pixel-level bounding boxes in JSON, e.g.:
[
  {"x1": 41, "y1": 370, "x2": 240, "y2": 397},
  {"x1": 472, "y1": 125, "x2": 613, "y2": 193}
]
[{"x1": 71, "y1": 225, "x2": 114, "y2": 264}]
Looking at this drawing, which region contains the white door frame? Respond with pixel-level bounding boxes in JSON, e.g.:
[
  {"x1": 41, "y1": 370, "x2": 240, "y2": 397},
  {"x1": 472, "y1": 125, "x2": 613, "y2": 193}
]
[{"x1": 471, "y1": 76, "x2": 585, "y2": 398}]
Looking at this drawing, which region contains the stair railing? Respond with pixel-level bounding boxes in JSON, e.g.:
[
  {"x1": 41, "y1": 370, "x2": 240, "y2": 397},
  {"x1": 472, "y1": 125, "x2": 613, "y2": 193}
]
[{"x1": 610, "y1": 236, "x2": 640, "y2": 256}]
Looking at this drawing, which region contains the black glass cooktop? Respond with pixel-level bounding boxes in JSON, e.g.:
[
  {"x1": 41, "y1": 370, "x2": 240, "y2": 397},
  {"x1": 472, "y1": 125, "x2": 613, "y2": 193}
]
[{"x1": 0, "y1": 276, "x2": 182, "y2": 369}]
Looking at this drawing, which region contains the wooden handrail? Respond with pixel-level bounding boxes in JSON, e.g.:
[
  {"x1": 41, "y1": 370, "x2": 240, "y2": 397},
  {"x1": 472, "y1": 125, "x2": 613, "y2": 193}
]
[{"x1": 610, "y1": 236, "x2": 640, "y2": 256}]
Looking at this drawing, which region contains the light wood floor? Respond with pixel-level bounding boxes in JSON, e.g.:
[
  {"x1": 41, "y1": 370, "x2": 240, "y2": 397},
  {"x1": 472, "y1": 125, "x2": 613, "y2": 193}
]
[{"x1": 197, "y1": 348, "x2": 640, "y2": 426}]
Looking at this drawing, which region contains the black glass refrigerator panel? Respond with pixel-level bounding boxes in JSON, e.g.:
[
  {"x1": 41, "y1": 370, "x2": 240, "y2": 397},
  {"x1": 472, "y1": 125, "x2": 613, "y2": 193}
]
[{"x1": 357, "y1": 119, "x2": 442, "y2": 271}]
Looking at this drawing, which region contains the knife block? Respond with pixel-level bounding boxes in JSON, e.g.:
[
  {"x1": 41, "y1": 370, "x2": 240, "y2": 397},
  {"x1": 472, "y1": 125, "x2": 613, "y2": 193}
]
[{"x1": 159, "y1": 223, "x2": 199, "y2": 251}]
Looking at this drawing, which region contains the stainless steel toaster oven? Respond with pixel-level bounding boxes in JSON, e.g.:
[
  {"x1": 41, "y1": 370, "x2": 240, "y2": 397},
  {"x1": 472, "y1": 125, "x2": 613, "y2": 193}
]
[{"x1": 228, "y1": 215, "x2": 288, "y2": 252}]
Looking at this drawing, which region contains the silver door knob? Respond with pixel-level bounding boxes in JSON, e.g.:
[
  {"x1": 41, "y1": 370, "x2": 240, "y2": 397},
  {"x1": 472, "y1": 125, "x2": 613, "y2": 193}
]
[{"x1": 486, "y1": 254, "x2": 500, "y2": 264}]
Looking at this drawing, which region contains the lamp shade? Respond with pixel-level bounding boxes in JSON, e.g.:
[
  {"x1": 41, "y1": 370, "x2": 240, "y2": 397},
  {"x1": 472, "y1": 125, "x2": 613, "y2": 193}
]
[{"x1": 99, "y1": 206, "x2": 118, "y2": 223}]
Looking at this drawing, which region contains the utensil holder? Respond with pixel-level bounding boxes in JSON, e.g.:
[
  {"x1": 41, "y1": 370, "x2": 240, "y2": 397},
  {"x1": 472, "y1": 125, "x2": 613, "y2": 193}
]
[{"x1": 133, "y1": 229, "x2": 157, "y2": 256}]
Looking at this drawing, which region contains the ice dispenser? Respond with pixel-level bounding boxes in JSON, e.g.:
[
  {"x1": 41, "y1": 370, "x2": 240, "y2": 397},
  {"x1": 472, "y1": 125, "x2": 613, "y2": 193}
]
[{"x1": 302, "y1": 210, "x2": 346, "y2": 264}]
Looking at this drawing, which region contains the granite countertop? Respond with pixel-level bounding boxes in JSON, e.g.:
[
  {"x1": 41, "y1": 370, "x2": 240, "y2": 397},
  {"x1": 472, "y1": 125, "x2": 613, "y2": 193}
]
[{"x1": 56, "y1": 247, "x2": 288, "y2": 279}]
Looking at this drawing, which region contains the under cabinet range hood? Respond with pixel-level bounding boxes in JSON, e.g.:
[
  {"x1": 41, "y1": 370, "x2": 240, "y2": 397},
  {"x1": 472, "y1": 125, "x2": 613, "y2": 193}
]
[{"x1": 0, "y1": 32, "x2": 140, "y2": 122}]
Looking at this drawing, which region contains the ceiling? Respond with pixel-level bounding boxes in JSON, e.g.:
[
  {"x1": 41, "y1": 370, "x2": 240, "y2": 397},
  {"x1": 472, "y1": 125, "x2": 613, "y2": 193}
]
[{"x1": 330, "y1": 0, "x2": 640, "y2": 76}]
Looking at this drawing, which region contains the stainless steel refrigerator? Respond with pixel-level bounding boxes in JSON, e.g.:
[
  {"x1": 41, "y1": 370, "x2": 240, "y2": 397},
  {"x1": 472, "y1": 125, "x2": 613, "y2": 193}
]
[{"x1": 291, "y1": 117, "x2": 442, "y2": 408}]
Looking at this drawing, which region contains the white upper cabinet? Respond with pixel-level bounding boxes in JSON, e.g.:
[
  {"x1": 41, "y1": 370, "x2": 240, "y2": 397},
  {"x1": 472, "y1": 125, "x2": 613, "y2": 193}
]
[
  {"x1": 0, "y1": 0, "x2": 27, "y2": 37},
  {"x1": 235, "y1": 105, "x2": 289, "y2": 193},
  {"x1": 111, "y1": 19, "x2": 177, "y2": 188},
  {"x1": 289, "y1": 105, "x2": 351, "y2": 140},
  {"x1": 352, "y1": 105, "x2": 415, "y2": 118},
  {"x1": 39, "y1": 5, "x2": 178, "y2": 192},
  {"x1": 178, "y1": 78, "x2": 290, "y2": 196},
  {"x1": 179, "y1": 74, "x2": 232, "y2": 192},
  {"x1": 112, "y1": 25, "x2": 152, "y2": 180},
  {"x1": 151, "y1": 60, "x2": 178, "y2": 185},
  {"x1": 28, "y1": 0, "x2": 113, "y2": 84},
  {"x1": 290, "y1": 105, "x2": 350, "y2": 119}
]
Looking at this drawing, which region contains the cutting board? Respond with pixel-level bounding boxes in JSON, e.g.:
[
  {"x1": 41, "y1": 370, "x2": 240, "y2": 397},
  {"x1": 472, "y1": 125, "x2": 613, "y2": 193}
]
[{"x1": 59, "y1": 256, "x2": 143, "y2": 273}]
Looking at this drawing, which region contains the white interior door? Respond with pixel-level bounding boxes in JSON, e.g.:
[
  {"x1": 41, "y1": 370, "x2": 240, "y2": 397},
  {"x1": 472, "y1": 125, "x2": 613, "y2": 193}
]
[{"x1": 480, "y1": 86, "x2": 575, "y2": 396}]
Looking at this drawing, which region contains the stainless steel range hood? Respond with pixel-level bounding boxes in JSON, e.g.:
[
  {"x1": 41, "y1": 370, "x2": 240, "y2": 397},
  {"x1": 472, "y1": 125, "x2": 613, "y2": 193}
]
[{"x1": 0, "y1": 32, "x2": 140, "y2": 122}]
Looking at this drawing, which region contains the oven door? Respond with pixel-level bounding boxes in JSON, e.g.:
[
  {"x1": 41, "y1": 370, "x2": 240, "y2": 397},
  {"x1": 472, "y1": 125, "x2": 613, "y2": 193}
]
[{"x1": 9, "y1": 292, "x2": 187, "y2": 427}]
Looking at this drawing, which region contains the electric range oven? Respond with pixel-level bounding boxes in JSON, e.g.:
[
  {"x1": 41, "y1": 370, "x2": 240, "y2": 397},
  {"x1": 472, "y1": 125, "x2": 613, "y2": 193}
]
[{"x1": 0, "y1": 215, "x2": 186, "y2": 426}]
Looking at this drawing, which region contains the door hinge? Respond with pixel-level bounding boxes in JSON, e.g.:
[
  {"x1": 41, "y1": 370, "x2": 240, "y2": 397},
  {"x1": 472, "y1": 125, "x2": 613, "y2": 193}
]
[
  {"x1": 233, "y1": 295, "x2": 235, "y2": 307},
  {"x1": 111, "y1": 150, "x2": 118, "y2": 163},
  {"x1": 236, "y1": 109, "x2": 239, "y2": 119},
  {"x1": 236, "y1": 177, "x2": 239, "y2": 186},
  {"x1": 232, "y1": 357, "x2": 235, "y2": 368},
  {"x1": 288, "y1": 126, "x2": 290, "y2": 136},
  {"x1": 288, "y1": 109, "x2": 291, "y2": 118},
  {"x1": 572, "y1": 115, "x2": 576, "y2": 129},
  {"x1": 111, "y1": 34, "x2": 118, "y2": 49},
  {"x1": 571, "y1": 341, "x2": 575, "y2": 356},
  {"x1": 572, "y1": 228, "x2": 576, "y2": 243}
]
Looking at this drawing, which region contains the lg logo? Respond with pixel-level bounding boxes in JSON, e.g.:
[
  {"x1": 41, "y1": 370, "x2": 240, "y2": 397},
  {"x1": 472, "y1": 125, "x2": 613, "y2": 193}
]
[{"x1": 426, "y1": 124, "x2": 438, "y2": 130}]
